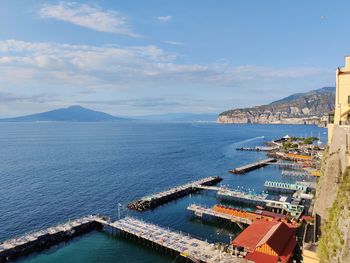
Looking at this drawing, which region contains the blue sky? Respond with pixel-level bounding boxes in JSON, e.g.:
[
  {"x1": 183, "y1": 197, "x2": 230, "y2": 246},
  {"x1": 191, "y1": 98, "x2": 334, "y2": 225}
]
[{"x1": 0, "y1": 0, "x2": 349, "y2": 117}]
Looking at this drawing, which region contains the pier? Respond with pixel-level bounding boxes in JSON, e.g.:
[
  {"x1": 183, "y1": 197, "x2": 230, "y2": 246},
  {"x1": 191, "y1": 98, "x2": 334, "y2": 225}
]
[
  {"x1": 264, "y1": 181, "x2": 308, "y2": 193},
  {"x1": 0, "y1": 215, "x2": 245, "y2": 263},
  {"x1": 189, "y1": 184, "x2": 305, "y2": 218},
  {"x1": 281, "y1": 170, "x2": 311, "y2": 178},
  {"x1": 187, "y1": 204, "x2": 298, "y2": 230},
  {"x1": 0, "y1": 215, "x2": 103, "y2": 263},
  {"x1": 187, "y1": 204, "x2": 252, "y2": 227},
  {"x1": 102, "y1": 217, "x2": 244, "y2": 263},
  {"x1": 127, "y1": 176, "x2": 222, "y2": 211},
  {"x1": 217, "y1": 189, "x2": 304, "y2": 218},
  {"x1": 229, "y1": 158, "x2": 276, "y2": 174},
  {"x1": 269, "y1": 162, "x2": 303, "y2": 169}
]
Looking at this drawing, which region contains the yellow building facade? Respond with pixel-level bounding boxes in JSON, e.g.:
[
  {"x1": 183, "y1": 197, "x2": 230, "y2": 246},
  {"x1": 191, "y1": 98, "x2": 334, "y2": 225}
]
[{"x1": 328, "y1": 56, "x2": 350, "y2": 143}]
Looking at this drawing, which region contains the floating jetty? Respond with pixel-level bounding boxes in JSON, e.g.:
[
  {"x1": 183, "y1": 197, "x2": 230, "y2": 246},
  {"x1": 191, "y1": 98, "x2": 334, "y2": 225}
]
[
  {"x1": 127, "y1": 176, "x2": 222, "y2": 212},
  {"x1": 269, "y1": 162, "x2": 303, "y2": 169},
  {"x1": 229, "y1": 158, "x2": 276, "y2": 174},
  {"x1": 217, "y1": 189, "x2": 304, "y2": 218},
  {"x1": 188, "y1": 204, "x2": 252, "y2": 227},
  {"x1": 187, "y1": 204, "x2": 291, "y2": 228},
  {"x1": 105, "y1": 217, "x2": 244, "y2": 263},
  {"x1": 264, "y1": 181, "x2": 308, "y2": 193},
  {"x1": 0, "y1": 215, "x2": 103, "y2": 263},
  {"x1": 281, "y1": 170, "x2": 311, "y2": 177}
]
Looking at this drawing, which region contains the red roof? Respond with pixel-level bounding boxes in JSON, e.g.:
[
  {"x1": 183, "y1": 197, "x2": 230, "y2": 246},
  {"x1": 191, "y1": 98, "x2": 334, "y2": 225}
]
[
  {"x1": 260, "y1": 221, "x2": 295, "y2": 255},
  {"x1": 232, "y1": 220, "x2": 280, "y2": 252},
  {"x1": 246, "y1": 251, "x2": 279, "y2": 263},
  {"x1": 232, "y1": 220, "x2": 296, "y2": 260},
  {"x1": 278, "y1": 235, "x2": 297, "y2": 262}
]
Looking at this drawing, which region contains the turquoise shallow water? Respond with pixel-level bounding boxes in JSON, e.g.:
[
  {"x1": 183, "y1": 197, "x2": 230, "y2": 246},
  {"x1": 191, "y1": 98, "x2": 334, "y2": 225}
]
[{"x1": 0, "y1": 122, "x2": 326, "y2": 262}]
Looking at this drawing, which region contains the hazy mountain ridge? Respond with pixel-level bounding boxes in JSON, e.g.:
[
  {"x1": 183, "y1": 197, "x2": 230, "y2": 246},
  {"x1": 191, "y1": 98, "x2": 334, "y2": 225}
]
[
  {"x1": 0, "y1": 105, "x2": 129, "y2": 122},
  {"x1": 218, "y1": 87, "x2": 335, "y2": 124},
  {"x1": 0, "y1": 106, "x2": 217, "y2": 123}
]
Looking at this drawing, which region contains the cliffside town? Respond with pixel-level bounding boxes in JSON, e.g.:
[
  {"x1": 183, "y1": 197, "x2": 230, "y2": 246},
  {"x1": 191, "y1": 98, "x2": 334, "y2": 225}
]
[{"x1": 218, "y1": 87, "x2": 335, "y2": 125}]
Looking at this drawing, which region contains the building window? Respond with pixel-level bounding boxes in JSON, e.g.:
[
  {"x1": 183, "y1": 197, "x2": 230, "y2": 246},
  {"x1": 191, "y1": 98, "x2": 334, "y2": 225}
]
[
  {"x1": 348, "y1": 95, "x2": 350, "y2": 104},
  {"x1": 328, "y1": 113, "x2": 334, "y2": 124}
]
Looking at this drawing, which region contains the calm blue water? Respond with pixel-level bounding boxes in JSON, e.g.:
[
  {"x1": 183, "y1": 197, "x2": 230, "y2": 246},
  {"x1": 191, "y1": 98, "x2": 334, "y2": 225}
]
[{"x1": 0, "y1": 122, "x2": 326, "y2": 262}]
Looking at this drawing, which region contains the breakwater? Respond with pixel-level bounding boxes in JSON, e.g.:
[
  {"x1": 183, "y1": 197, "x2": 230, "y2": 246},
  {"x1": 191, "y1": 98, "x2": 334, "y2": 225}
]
[
  {"x1": 127, "y1": 176, "x2": 222, "y2": 212},
  {"x1": 0, "y1": 216, "x2": 103, "y2": 263},
  {"x1": 229, "y1": 158, "x2": 276, "y2": 174}
]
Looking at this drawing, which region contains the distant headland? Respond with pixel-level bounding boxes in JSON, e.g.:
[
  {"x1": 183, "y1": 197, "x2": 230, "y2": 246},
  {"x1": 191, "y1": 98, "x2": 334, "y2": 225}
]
[{"x1": 218, "y1": 87, "x2": 335, "y2": 125}]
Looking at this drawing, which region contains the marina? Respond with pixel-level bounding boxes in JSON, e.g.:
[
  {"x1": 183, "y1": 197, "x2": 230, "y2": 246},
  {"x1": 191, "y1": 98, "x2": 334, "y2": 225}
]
[
  {"x1": 127, "y1": 176, "x2": 222, "y2": 211},
  {"x1": 229, "y1": 158, "x2": 276, "y2": 174},
  {"x1": 0, "y1": 128, "x2": 323, "y2": 262}
]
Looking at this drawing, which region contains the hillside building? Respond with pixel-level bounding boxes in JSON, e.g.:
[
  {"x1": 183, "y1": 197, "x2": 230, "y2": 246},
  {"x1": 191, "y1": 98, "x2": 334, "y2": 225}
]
[{"x1": 328, "y1": 56, "x2": 350, "y2": 142}]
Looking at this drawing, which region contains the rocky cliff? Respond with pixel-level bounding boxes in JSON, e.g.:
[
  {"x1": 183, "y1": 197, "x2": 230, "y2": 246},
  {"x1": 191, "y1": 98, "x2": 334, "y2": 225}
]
[
  {"x1": 315, "y1": 125, "x2": 350, "y2": 262},
  {"x1": 218, "y1": 87, "x2": 335, "y2": 124}
]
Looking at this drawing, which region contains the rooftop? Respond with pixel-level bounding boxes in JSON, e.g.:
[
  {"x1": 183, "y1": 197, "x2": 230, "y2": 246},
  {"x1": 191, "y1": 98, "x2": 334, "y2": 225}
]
[{"x1": 232, "y1": 220, "x2": 296, "y2": 262}]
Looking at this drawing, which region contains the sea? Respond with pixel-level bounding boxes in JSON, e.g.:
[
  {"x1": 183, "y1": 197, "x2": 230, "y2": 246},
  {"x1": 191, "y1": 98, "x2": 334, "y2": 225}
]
[{"x1": 0, "y1": 122, "x2": 326, "y2": 263}]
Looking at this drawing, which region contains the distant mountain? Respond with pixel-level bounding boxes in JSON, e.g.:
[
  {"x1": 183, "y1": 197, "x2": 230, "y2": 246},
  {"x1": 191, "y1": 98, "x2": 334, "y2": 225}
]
[
  {"x1": 131, "y1": 113, "x2": 217, "y2": 122},
  {"x1": 0, "y1": 105, "x2": 130, "y2": 122},
  {"x1": 270, "y1": 86, "x2": 335, "y2": 105},
  {"x1": 218, "y1": 87, "x2": 335, "y2": 125}
]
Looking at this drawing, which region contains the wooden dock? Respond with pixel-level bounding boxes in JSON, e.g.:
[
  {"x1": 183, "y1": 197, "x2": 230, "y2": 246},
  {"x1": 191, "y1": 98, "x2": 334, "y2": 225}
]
[
  {"x1": 217, "y1": 188, "x2": 304, "y2": 218},
  {"x1": 187, "y1": 204, "x2": 294, "y2": 229},
  {"x1": 103, "y1": 216, "x2": 244, "y2": 263},
  {"x1": 269, "y1": 162, "x2": 303, "y2": 169},
  {"x1": 281, "y1": 170, "x2": 311, "y2": 177},
  {"x1": 187, "y1": 204, "x2": 252, "y2": 228},
  {"x1": 229, "y1": 158, "x2": 276, "y2": 174},
  {"x1": 127, "y1": 176, "x2": 222, "y2": 212}
]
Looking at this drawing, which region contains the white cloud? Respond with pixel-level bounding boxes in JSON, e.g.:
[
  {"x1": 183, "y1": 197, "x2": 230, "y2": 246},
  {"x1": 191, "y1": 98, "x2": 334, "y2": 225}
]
[
  {"x1": 164, "y1": 40, "x2": 185, "y2": 46},
  {"x1": 156, "y1": 15, "x2": 172, "y2": 22},
  {"x1": 39, "y1": 2, "x2": 138, "y2": 37},
  {"x1": 0, "y1": 39, "x2": 329, "y2": 90},
  {"x1": 0, "y1": 39, "x2": 332, "y2": 116}
]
